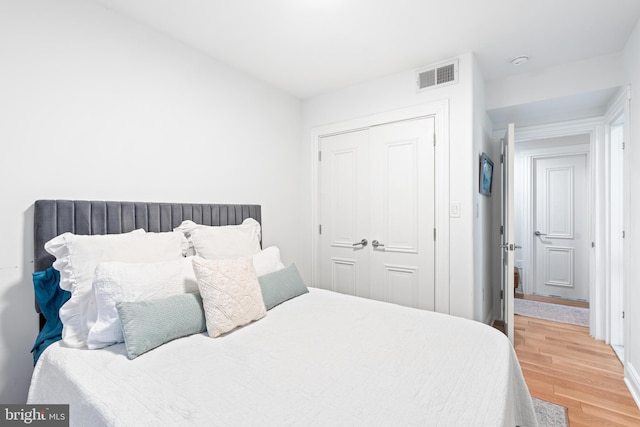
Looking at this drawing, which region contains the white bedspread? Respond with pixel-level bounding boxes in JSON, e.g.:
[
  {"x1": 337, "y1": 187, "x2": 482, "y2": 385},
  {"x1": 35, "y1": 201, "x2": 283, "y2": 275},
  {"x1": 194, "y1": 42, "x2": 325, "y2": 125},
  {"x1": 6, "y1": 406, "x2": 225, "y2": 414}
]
[{"x1": 28, "y1": 288, "x2": 537, "y2": 426}]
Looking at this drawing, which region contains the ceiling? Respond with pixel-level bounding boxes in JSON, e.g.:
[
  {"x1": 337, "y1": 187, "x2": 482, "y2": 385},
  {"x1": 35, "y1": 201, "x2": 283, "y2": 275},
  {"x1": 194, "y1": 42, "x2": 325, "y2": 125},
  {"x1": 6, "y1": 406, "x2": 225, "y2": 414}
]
[
  {"x1": 94, "y1": 0, "x2": 640, "y2": 102},
  {"x1": 487, "y1": 87, "x2": 622, "y2": 130}
]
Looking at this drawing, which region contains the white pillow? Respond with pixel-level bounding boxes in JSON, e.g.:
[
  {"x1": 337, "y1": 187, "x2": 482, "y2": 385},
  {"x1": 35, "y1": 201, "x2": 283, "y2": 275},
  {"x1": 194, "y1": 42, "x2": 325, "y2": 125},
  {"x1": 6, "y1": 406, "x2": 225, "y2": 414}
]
[
  {"x1": 252, "y1": 246, "x2": 285, "y2": 277},
  {"x1": 44, "y1": 230, "x2": 187, "y2": 348},
  {"x1": 174, "y1": 218, "x2": 261, "y2": 259},
  {"x1": 87, "y1": 257, "x2": 199, "y2": 349},
  {"x1": 192, "y1": 256, "x2": 266, "y2": 338}
]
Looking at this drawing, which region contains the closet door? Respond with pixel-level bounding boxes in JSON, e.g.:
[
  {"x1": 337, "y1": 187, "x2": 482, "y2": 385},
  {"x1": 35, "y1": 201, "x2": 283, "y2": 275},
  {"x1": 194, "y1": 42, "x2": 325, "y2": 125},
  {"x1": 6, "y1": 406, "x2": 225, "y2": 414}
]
[
  {"x1": 369, "y1": 118, "x2": 435, "y2": 310},
  {"x1": 318, "y1": 117, "x2": 435, "y2": 311},
  {"x1": 319, "y1": 130, "x2": 371, "y2": 297}
]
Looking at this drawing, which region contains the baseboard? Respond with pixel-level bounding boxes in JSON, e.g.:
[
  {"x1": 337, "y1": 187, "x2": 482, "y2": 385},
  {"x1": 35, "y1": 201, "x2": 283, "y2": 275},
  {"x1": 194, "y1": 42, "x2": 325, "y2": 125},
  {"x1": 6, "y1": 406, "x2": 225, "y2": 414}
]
[{"x1": 625, "y1": 362, "x2": 640, "y2": 410}]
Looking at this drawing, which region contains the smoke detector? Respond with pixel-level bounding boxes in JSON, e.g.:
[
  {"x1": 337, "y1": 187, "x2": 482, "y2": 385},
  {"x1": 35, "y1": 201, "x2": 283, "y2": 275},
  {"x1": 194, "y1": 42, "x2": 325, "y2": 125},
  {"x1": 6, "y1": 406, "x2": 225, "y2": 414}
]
[{"x1": 511, "y1": 55, "x2": 529, "y2": 66}]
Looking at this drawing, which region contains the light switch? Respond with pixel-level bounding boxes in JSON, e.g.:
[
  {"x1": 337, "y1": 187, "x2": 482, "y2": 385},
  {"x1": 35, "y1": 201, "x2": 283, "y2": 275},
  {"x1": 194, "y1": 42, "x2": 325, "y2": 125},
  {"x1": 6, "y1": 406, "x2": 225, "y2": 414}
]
[{"x1": 450, "y1": 202, "x2": 461, "y2": 218}]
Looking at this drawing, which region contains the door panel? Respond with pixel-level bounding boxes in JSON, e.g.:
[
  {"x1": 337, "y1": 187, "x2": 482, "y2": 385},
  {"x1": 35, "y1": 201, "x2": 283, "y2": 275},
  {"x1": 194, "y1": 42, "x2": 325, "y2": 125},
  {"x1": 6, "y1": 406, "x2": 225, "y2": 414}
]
[
  {"x1": 319, "y1": 117, "x2": 435, "y2": 312},
  {"x1": 384, "y1": 141, "x2": 419, "y2": 252},
  {"x1": 534, "y1": 154, "x2": 588, "y2": 300},
  {"x1": 319, "y1": 130, "x2": 370, "y2": 297},
  {"x1": 370, "y1": 118, "x2": 435, "y2": 310},
  {"x1": 547, "y1": 167, "x2": 573, "y2": 237},
  {"x1": 501, "y1": 123, "x2": 515, "y2": 343},
  {"x1": 385, "y1": 264, "x2": 419, "y2": 308},
  {"x1": 331, "y1": 258, "x2": 358, "y2": 296}
]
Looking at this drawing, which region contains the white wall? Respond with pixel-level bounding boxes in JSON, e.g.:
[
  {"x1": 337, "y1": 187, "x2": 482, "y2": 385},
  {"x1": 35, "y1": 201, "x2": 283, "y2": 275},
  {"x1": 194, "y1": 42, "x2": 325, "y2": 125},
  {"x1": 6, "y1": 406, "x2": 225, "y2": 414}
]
[
  {"x1": 486, "y1": 52, "x2": 624, "y2": 111},
  {"x1": 472, "y1": 55, "x2": 496, "y2": 324},
  {"x1": 302, "y1": 53, "x2": 480, "y2": 321},
  {"x1": 622, "y1": 18, "x2": 640, "y2": 406},
  {"x1": 0, "y1": 0, "x2": 302, "y2": 403}
]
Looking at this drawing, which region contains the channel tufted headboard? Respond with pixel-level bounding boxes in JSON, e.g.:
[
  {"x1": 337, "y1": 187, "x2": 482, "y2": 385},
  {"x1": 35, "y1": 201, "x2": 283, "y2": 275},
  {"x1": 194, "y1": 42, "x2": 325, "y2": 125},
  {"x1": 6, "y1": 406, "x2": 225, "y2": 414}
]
[{"x1": 33, "y1": 200, "x2": 261, "y2": 316}]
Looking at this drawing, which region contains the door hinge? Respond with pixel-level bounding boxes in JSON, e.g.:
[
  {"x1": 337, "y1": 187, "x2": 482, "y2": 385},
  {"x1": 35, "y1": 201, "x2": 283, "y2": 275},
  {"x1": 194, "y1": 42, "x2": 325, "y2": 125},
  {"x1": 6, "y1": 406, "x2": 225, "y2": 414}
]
[
  {"x1": 433, "y1": 133, "x2": 436, "y2": 147},
  {"x1": 500, "y1": 154, "x2": 504, "y2": 164},
  {"x1": 500, "y1": 290, "x2": 504, "y2": 299},
  {"x1": 500, "y1": 225, "x2": 504, "y2": 235},
  {"x1": 318, "y1": 151, "x2": 322, "y2": 161},
  {"x1": 622, "y1": 141, "x2": 625, "y2": 150},
  {"x1": 319, "y1": 224, "x2": 322, "y2": 234},
  {"x1": 591, "y1": 242, "x2": 595, "y2": 248},
  {"x1": 433, "y1": 228, "x2": 436, "y2": 240},
  {"x1": 623, "y1": 230, "x2": 626, "y2": 238},
  {"x1": 622, "y1": 311, "x2": 625, "y2": 319}
]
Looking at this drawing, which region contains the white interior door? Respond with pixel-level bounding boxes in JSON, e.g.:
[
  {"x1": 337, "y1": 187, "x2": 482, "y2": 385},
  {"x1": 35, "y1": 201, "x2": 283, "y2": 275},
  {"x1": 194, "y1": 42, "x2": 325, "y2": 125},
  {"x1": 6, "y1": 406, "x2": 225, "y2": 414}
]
[
  {"x1": 319, "y1": 117, "x2": 435, "y2": 311},
  {"x1": 533, "y1": 153, "x2": 589, "y2": 300},
  {"x1": 319, "y1": 130, "x2": 371, "y2": 297},
  {"x1": 369, "y1": 118, "x2": 435, "y2": 310},
  {"x1": 501, "y1": 123, "x2": 515, "y2": 343}
]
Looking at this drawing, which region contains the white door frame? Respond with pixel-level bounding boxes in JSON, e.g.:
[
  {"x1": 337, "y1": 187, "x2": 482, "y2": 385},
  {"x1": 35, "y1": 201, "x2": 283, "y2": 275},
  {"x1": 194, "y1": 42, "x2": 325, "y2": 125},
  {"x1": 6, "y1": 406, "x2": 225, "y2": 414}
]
[
  {"x1": 603, "y1": 87, "x2": 630, "y2": 350},
  {"x1": 509, "y1": 117, "x2": 603, "y2": 338},
  {"x1": 501, "y1": 124, "x2": 516, "y2": 343},
  {"x1": 310, "y1": 100, "x2": 451, "y2": 313}
]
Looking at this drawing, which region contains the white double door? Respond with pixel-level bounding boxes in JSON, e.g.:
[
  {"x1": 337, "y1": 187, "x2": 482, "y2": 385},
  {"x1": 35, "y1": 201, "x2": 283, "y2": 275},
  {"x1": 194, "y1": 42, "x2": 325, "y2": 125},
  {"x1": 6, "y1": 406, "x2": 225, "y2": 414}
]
[{"x1": 319, "y1": 117, "x2": 435, "y2": 311}]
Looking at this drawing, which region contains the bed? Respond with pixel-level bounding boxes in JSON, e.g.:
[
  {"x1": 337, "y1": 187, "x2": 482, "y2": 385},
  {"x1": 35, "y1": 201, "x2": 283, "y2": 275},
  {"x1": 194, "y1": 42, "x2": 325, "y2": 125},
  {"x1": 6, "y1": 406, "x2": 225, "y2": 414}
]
[{"x1": 27, "y1": 200, "x2": 537, "y2": 427}]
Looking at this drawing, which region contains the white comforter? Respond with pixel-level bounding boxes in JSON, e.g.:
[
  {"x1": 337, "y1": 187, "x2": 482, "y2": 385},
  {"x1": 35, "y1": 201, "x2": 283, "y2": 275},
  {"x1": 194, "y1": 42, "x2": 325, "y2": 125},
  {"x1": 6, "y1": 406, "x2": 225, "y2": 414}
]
[{"x1": 28, "y1": 288, "x2": 537, "y2": 427}]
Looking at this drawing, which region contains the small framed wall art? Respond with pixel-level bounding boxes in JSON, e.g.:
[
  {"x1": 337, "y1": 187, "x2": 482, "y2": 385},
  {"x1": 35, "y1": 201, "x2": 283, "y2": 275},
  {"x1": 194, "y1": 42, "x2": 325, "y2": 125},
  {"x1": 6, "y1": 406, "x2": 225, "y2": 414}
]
[{"x1": 479, "y1": 152, "x2": 494, "y2": 196}]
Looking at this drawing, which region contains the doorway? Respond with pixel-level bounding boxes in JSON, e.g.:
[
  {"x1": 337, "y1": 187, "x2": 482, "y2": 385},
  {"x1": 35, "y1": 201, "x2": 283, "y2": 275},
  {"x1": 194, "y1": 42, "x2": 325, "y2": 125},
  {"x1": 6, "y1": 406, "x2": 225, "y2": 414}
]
[
  {"x1": 317, "y1": 117, "x2": 436, "y2": 310},
  {"x1": 608, "y1": 117, "x2": 625, "y2": 361},
  {"x1": 310, "y1": 101, "x2": 451, "y2": 315},
  {"x1": 514, "y1": 133, "x2": 592, "y2": 326}
]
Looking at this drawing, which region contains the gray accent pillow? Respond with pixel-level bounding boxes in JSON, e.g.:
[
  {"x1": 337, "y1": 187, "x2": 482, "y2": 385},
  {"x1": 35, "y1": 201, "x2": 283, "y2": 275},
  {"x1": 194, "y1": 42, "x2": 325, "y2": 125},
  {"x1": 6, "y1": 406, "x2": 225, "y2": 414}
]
[
  {"x1": 258, "y1": 264, "x2": 309, "y2": 310},
  {"x1": 117, "y1": 293, "x2": 206, "y2": 359}
]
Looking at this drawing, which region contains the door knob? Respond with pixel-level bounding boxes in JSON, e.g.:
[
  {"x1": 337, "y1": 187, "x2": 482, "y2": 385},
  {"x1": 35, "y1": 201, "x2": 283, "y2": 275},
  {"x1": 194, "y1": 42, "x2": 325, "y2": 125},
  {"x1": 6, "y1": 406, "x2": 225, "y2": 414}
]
[
  {"x1": 352, "y1": 239, "x2": 368, "y2": 247},
  {"x1": 372, "y1": 240, "x2": 385, "y2": 248},
  {"x1": 534, "y1": 231, "x2": 547, "y2": 236}
]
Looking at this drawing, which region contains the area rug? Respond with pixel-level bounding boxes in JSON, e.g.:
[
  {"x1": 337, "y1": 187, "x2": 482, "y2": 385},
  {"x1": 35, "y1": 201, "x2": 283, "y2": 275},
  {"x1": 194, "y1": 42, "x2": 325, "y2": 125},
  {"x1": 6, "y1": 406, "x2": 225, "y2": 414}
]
[
  {"x1": 533, "y1": 397, "x2": 568, "y2": 427},
  {"x1": 514, "y1": 298, "x2": 589, "y2": 327}
]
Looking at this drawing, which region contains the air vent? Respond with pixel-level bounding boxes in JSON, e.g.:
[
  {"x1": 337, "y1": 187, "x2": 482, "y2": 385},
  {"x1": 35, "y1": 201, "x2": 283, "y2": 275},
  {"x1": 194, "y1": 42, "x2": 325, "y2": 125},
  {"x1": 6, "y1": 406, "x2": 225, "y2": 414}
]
[{"x1": 416, "y1": 59, "x2": 459, "y2": 91}]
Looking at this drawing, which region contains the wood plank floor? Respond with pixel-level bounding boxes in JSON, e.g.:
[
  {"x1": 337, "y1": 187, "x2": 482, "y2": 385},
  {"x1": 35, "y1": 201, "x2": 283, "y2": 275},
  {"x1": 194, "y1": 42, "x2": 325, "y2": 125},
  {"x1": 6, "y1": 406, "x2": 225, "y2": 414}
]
[{"x1": 514, "y1": 315, "x2": 640, "y2": 426}]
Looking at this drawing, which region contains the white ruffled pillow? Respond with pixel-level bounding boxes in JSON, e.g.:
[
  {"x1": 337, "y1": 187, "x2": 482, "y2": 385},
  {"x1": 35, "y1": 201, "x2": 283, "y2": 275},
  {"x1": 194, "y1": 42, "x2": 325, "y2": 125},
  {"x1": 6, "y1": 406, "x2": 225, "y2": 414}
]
[
  {"x1": 44, "y1": 230, "x2": 187, "y2": 348},
  {"x1": 87, "y1": 257, "x2": 198, "y2": 349},
  {"x1": 174, "y1": 218, "x2": 261, "y2": 259},
  {"x1": 192, "y1": 256, "x2": 266, "y2": 338},
  {"x1": 252, "y1": 246, "x2": 285, "y2": 277}
]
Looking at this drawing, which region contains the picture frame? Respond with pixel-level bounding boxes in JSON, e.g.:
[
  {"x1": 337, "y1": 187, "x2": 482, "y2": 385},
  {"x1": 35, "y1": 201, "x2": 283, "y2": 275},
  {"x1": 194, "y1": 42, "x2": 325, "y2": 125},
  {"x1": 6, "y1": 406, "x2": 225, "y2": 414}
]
[{"x1": 479, "y1": 152, "x2": 494, "y2": 196}]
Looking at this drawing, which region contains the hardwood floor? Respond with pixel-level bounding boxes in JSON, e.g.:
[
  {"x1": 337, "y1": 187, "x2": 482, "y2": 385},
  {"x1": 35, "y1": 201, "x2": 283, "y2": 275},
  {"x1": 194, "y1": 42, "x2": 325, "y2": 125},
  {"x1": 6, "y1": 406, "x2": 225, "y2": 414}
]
[{"x1": 515, "y1": 315, "x2": 640, "y2": 426}]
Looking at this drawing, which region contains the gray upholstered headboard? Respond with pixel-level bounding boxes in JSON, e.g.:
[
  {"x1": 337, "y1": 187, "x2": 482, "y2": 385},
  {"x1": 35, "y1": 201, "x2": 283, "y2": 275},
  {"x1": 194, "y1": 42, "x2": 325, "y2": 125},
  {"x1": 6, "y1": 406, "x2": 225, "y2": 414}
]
[{"x1": 33, "y1": 200, "x2": 261, "y2": 314}]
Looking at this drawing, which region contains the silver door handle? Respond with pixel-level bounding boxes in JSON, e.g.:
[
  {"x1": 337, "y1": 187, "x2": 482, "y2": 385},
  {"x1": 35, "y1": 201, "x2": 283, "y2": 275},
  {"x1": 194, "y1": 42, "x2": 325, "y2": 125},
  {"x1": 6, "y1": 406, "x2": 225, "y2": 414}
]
[
  {"x1": 352, "y1": 239, "x2": 368, "y2": 247},
  {"x1": 372, "y1": 240, "x2": 385, "y2": 248},
  {"x1": 534, "y1": 231, "x2": 547, "y2": 236}
]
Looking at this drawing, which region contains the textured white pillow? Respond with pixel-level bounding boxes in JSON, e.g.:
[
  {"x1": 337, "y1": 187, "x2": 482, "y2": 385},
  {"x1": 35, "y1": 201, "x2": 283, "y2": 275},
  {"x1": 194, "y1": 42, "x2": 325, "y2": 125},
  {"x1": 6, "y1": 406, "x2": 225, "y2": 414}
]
[
  {"x1": 174, "y1": 218, "x2": 261, "y2": 259},
  {"x1": 44, "y1": 230, "x2": 187, "y2": 348},
  {"x1": 87, "y1": 257, "x2": 199, "y2": 349},
  {"x1": 252, "y1": 246, "x2": 285, "y2": 277},
  {"x1": 192, "y1": 256, "x2": 266, "y2": 338}
]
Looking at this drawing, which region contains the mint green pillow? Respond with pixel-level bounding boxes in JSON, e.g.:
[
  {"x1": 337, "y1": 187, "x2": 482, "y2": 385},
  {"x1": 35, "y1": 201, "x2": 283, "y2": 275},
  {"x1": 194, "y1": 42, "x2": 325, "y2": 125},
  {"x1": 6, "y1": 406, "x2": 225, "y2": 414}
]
[
  {"x1": 117, "y1": 293, "x2": 206, "y2": 359},
  {"x1": 258, "y1": 263, "x2": 309, "y2": 310}
]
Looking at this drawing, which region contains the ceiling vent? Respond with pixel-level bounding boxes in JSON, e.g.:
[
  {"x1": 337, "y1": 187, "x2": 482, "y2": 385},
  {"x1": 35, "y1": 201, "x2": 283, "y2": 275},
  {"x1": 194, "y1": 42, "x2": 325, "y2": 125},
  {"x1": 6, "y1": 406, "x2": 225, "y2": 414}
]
[{"x1": 416, "y1": 59, "x2": 459, "y2": 91}]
